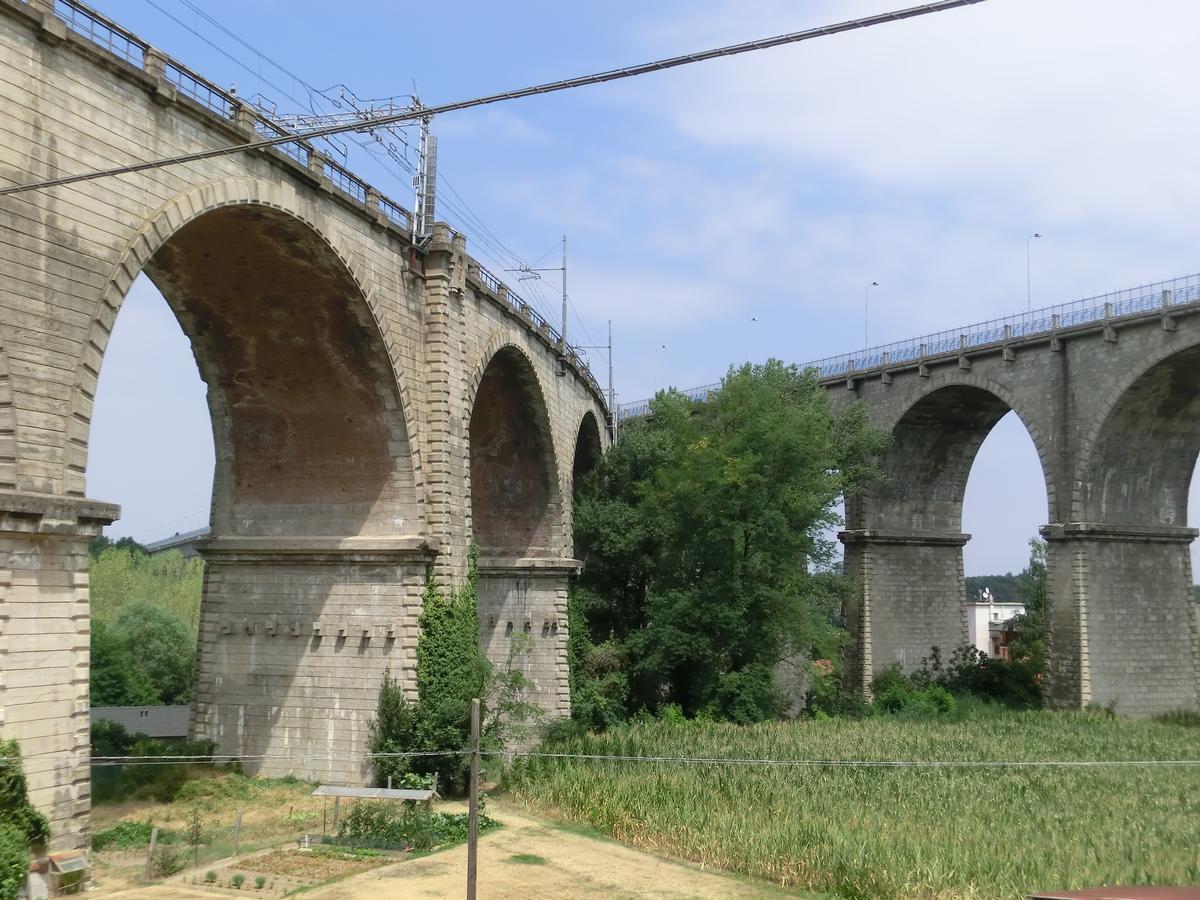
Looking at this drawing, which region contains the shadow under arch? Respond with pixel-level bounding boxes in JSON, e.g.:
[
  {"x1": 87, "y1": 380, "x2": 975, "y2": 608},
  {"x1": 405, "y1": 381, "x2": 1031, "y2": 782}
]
[
  {"x1": 571, "y1": 410, "x2": 603, "y2": 500},
  {"x1": 468, "y1": 343, "x2": 565, "y2": 558},
  {"x1": 1075, "y1": 343, "x2": 1200, "y2": 526}
]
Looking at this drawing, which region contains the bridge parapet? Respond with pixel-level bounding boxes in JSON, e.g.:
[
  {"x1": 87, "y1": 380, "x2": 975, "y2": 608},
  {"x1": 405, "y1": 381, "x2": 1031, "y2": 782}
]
[{"x1": 618, "y1": 273, "x2": 1200, "y2": 420}]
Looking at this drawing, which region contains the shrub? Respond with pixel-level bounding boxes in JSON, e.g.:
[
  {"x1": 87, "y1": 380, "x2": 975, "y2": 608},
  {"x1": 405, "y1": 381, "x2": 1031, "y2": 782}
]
[
  {"x1": 925, "y1": 646, "x2": 1042, "y2": 710},
  {"x1": 153, "y1": 843, "x2": 184, "y2": 878},
  {"x1": 337, "y1": 801, "x2": 495, "y2": 850},
  {"x1": 92, "y1": 820, "x2": 157, "y2": 851},
  {"x1": 870, "y1": 665, "x2": 958, "y2": 719},
  {"x1": 0, "y1": 823, "x2": 28, "y2": 900},
  {"x1": 255, "y1": 874, "x2": 266, "y2": 889},
  {"x1": 204, "y1": 871, "x2": 217, "y2": 883},
  {"x1": 230, "y1": 873, "x2": 246, "y2": 888},
  {"x1": 0, "y1": 741, "x2": 49, "y2": 848}
]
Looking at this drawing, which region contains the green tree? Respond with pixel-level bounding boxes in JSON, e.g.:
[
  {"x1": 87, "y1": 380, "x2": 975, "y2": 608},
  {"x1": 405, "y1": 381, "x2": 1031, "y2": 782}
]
[
  {"x1": 108, "y1": 600, "x2": 195, "y2": 704},
  {"x1": 1008, "y1": 538, "x2": 1049, "y2": 673},
  {"x1": 573, "y1": 360, "x2": 889, "y2": 722},
  {"x1": 89, "y1": 545, "x2": 203, "y2": 637},
  {"x1": 90, "y1": 619, "x2": 157, "y2": 707}
]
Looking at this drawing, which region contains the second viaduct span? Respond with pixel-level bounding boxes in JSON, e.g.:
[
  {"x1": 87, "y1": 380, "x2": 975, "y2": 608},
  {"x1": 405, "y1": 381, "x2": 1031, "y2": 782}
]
[
  {"x1": 627, "y1": 275, "x2": 1200, "y2": 720},
  {"x1": 0, "y1": 0, "x2": 608, "y2": 850}
]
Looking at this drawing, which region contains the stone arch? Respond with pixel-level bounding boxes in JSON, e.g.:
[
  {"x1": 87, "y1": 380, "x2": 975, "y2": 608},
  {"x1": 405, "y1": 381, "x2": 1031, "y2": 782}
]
[
  {"x1": 75, "y1": 179, "x2": 423, "y2": 537},
  {"x1": 467, "y1": 341, "x2": 564, "y2": 558},
  {"x1": 863, "y1": 373, "x2": 1054, "y2": 534},
  {"x1": 1074, "y1": 341, "x2": 1200, "y2": 525},
  {"x1": 571, "y1": 410, "x2": 603, "y2": 499}
]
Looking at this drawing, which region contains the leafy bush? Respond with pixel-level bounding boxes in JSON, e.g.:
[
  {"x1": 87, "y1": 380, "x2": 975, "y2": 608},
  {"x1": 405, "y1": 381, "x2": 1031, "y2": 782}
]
[
  {"x1": 230, "y1": 873, "x2": 245, "y2": 888},
  {"x1": 153, "y1": 843, "x2": 184, "y2": 877},
  {"x1": 919, "y1": 646, "x2": 1042, "y2": 710},
  {"x1": 255, "y1": 875, "x2": 266, "y2": 889},
  {"x1": 804, "y1": 672, "x2": 870, "y2": 719},
  {"x1": 0, "y1": 824, "x2": 28, "y2": 900},
  {"x1": 204, "y1": 871, "x2": 217, "y2": 883},
  {"x1": 0, "y1": 740, "x2": 49, "y2": 852},
  {"x1": 91, "y1": 721, "x2": 218, "y2": 804},
  {"x1": 91, "y1": 819, "x2": 175, "y2": 851},
  {"x1": 337, "y1": 801, "x2": 495, "y2": 851},
  {"x1": 870, "y1": 666, "x2": 958, "y2": 719}
]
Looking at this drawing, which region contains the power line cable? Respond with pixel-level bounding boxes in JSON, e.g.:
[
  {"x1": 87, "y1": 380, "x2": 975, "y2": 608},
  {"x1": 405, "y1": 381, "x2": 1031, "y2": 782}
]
[{"x1": 0, "y1": 0, "x2": 987, "y2": 198}]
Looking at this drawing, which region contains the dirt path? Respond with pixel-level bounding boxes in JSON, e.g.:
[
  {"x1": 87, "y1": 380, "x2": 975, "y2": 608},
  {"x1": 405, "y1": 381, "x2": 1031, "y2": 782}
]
[
  {"x1": 310, "y1": 801, "x2": 800, "y2": 899},
  {"x1": 98, "y1": 800, "x2": 804, "y2": 899}
]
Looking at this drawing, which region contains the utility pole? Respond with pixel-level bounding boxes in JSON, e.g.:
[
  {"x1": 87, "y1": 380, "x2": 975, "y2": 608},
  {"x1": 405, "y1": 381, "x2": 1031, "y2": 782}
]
[
  {"x1": 561, "y1": 234, "x2": 568, "y2": 353},
  {"x1": 467, "y1": 698, "x2": 480, "y2": 900}
]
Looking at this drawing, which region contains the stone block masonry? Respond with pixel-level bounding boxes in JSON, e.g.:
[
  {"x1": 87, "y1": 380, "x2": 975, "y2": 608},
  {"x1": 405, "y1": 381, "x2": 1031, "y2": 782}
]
[
  {"x1": 0, "y1": 0, "x2": 608, "y2": 852},
  {"x1": 831, "y1": 295, "x2": 1200, "y2": 717}
]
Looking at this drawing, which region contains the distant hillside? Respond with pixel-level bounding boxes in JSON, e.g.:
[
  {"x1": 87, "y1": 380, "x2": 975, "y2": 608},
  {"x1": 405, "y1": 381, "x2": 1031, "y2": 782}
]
[
  {"x1": 965, "y1": 573, "x2": 1029, "y2": 604},
  {"x1": 970, "y1": 574, "x2": 1200, "y2": 603}
]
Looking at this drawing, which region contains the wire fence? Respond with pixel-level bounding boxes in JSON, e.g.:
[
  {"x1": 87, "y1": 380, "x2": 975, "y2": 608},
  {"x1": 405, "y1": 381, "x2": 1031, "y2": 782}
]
[{"x1": 618, "y1": 272, "x2": 1200, "y2": 421}]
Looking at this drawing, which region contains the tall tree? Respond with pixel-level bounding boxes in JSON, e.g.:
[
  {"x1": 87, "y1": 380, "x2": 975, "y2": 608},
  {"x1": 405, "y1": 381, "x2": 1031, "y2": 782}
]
[{"x1": 573, "y1": 360, "x2": 889, "y2": 722}]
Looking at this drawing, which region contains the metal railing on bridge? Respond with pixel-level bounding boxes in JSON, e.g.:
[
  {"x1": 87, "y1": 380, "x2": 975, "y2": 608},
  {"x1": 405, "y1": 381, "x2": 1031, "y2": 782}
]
[
  {"x1": 618, "y1": 272, "x2": 1200, "y2": 422},
  {"x1": 23, "y1": 0, "x2": 603, "y2": 400}
]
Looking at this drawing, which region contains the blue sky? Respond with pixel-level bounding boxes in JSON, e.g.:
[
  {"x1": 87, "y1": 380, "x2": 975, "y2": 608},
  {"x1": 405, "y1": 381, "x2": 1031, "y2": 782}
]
[{"x1": 86, "y1": 0, "x2": 1200, "y2": 576}]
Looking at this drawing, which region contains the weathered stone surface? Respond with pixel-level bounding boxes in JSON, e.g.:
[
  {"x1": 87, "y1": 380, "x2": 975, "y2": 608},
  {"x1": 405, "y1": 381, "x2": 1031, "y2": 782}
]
[
  {"x1": 832, "y1": 306, "x2": 1200, "y2": 718},
  {"x1": 0, "y1": 1, "x2": 608, "y2": 852}
]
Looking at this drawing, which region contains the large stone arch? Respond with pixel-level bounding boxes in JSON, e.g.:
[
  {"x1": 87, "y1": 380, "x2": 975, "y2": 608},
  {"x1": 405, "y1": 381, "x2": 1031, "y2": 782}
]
[
  {"x1": 64, "y1": 179, "x2": 436, "y2": 788},
  {"x1": 865, "y1": 372, "x2": 1054, "y2": 533},
  {"x1": 70, "y1": 178, "x2": 426, "y2": 522},
  {"x1": 843, "y1": 372, "x2": 1054, "y2": 689},
  {"x1": 467, "y1": 340, "x2": 565, "y2": 559}
]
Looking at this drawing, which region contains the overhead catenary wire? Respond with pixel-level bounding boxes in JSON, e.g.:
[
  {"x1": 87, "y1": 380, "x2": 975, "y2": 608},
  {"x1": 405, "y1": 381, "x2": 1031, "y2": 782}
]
[{"x1": 0, "y1": 0, "x2": 987, "y2": 198}]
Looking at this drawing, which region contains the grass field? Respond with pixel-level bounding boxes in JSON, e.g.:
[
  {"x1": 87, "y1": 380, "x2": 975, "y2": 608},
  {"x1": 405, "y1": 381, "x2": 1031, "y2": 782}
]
[{"x1": 503, "y1": 708, "x2": 1200, "y2": 898}]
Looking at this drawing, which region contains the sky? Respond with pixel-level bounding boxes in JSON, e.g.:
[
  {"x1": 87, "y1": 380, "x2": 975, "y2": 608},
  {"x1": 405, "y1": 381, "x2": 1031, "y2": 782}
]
[{"x1": 85, "y1": 0, "x2": 1200, "y2": 577}]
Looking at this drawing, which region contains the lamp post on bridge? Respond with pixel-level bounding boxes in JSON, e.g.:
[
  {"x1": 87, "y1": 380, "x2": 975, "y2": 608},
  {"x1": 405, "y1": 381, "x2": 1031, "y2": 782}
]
[
  {"x1": 864, "y1": 281, "x2": 879, "y2": 347},
  {"x1": 1026, "y1": 232, "x2": 1042, "y2": 311}
]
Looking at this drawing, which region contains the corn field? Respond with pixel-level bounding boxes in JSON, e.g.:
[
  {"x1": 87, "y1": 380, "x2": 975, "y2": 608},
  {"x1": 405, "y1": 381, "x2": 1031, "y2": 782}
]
[{"x1": 505, "y1": 709, "x2": 1200, "y2": 898}]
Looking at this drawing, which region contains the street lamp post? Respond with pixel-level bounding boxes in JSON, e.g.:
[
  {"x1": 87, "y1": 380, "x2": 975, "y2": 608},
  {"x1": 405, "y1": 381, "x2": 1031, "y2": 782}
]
[
  {"x1": 864, "y1": 282, "x2": 879, "y2": 347},
  {"x1": 1026, "y1": 233, "x2": 1042, "y2": 311}
]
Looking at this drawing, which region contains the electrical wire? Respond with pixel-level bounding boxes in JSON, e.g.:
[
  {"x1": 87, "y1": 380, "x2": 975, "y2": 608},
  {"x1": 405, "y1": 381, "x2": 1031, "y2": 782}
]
[{"x1": 0, "y1": 0, "x2": 987, "y2": 198}]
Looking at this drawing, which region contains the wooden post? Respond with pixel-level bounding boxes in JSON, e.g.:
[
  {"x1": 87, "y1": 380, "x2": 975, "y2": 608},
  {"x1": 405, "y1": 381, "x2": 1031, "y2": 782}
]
[
  {"x1": 467, "y1": 698, "x2": 480, "y2": 900},
  {"x1": 144, "y1": 826, "x2": 159, "y2": 879},
  {"x1": 332, "y1": 796, "x2": 341, "y2": 833},
  {"x1": 233, "y1": 809, "x2": 243, "y2": 858},
  {"x1": 387, "y1": 775, "x2": 392, "y2": 790}
]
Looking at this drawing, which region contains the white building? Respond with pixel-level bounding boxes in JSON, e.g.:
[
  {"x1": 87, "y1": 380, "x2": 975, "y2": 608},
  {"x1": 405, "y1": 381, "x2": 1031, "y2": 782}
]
[{"x1": 965, "y1": 587, "x2": 1025, "y2": 659}]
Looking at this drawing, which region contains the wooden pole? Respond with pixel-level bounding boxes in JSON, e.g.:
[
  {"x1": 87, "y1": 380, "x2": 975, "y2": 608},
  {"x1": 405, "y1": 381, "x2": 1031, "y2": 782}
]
[
  {"x1": 332, "y1": 796, "x2": 341, "y2": 834},
  {"x1": 467, "y1": 697, "x2": 480, "y2": 900},
  {"x1": 233, "y1": 809, "x2": 243, "y2": 858},
  {"x1": 144, "y1": 826, "x2": 159, "y2": 880}
]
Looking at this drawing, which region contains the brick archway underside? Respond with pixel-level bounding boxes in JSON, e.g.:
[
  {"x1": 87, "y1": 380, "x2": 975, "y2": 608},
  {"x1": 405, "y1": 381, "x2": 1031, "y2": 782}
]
[{"x1": 143, "y1": 205, "x2": 418, "y2": 537}]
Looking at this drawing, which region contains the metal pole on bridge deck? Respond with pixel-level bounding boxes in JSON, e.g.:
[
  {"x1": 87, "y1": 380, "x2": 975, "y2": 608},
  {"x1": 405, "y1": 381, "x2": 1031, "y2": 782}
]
[{"x1": 561, "y1": 235, "x2": 568, "y2": 354}]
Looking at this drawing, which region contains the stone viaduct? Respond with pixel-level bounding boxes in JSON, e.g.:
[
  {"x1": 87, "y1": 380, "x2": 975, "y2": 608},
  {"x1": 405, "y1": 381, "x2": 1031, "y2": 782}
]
[
  {"x1": 822, "y1": 280, "x2": 1200, "y2": 719},
  {"x1": 626, "y1": 276, "x2": 1200, "y2": 722},
  {"x1": 0, "y1": 0, "x2": 608, "y2": 851}
]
